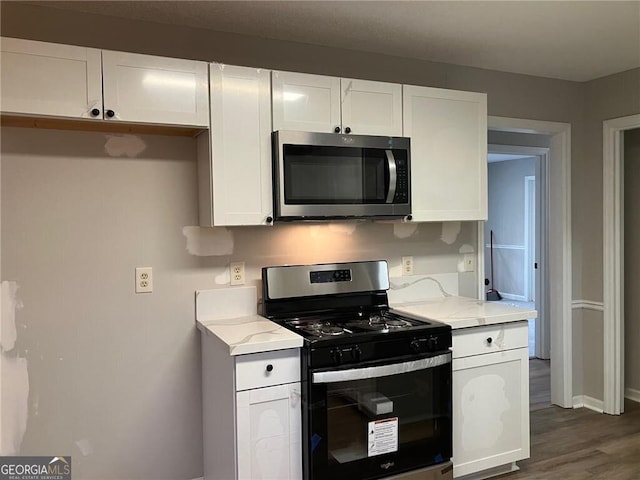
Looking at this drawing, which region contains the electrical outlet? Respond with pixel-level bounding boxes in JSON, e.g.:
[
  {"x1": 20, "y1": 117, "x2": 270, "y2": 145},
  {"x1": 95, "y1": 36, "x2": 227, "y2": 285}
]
[
  {"x1": 401, "y1": 256, "x2": 414, "y2": 276},
  {"x1": 135, "y1": 267, "x2": 153, "y2": 293},
  {"x1": 463, "y1": 254, "x2": 476, "y2": 272},
  {"x1": 230, "y1": 262, "x2": 245, "y2": 286}
]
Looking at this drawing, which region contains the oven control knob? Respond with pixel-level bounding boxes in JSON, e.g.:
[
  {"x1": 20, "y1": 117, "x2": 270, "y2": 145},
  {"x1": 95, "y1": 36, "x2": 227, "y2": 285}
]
[
  {"x1": 351, "y1": 346, "x2": 362, "y2": 362},
  {"x1": 330, "y1": 349, "x2": 343, "y2": 365},
  {"x1": 428, "y1": 336, "x2": 439, "y2": 350},
  {"x1": 410, "y1": 339, "x2": 423, "y2": 352}
]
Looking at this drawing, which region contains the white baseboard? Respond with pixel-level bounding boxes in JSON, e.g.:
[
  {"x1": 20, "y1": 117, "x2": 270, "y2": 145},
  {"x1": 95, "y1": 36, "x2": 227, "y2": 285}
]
[
  {"x1": 625, "y1": 387, "x2": 640, "y2": 403},
  {"x1": 572, "y1": 395, "x2": 604, "y2": 413},
  {"x1": 498, "y1": 292, "x2": 527, "y2": 302}
]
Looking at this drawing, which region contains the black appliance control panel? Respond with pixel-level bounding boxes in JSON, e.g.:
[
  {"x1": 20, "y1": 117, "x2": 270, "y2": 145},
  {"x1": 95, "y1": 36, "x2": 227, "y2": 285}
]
[
  {"x1": 393, "y1": 155, "x2": 410, "y2": 203},
  {"x1": 310, "y1": 327, "x2": 451, "y2": 369},
  {"x1": 310, "y1": 269, "x2": 352, "y2": 284}
]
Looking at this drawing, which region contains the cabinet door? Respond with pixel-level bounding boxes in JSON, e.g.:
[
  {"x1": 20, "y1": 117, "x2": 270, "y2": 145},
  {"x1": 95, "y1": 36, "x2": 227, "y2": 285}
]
[
  {"x1": 403, "y1": 86, "x2": 487, "y2": 221},
  {"x1": 0, "y1": 37, "x2": 102, "y2": 118},
  {"x1": 236, "y1": 383, "x2": 302, "y2": 480},
  {"x1": 202, "y1": 64, "x2": 272, "y2": 226},
  {"x1": 102, "y1": 50, "x2": 209, "y2": 127},
  {"x1": 272, "y1": 71, "x2": 341, "y2": 133},
  {"x1": 452, "y1": 348, "x2": 529, "y2": 478},
  {"x1": 341, "y1": 78, "x2": 402, "y2": 136}
]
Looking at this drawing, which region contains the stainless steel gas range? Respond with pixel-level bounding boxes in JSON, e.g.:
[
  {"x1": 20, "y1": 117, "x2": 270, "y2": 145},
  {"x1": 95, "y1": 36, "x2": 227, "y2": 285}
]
[{"x1": 262, "y1": 260, "x2": 453, "y2": 480}]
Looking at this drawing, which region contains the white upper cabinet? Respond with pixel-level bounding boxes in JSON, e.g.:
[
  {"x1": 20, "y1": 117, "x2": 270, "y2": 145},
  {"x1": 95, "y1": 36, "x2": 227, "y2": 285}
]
[
  {"x1": 198, "y1": 64, "x2": 273, "y2": 227},
  {"x1": 403, "y1": 85, "x2": 488, "y2": 222},
  {"x1": 341, "y1": 78, "x2": 403, "y2": 136},
  {"x1": 1, "y1": 37, "x2": 209, "y2": 127},
  {"x1": 272, "y1": 71, "x2": 402, "y2": 136},
  {"x1": 101, "y1": 51, "x2": 209, "y2": 127},
  {"x1": 0, "y1": 37, "x2": 102, "y2": 119},
  {"x1": 272, "y1": 71, "x2": 341, "y2": 133}
]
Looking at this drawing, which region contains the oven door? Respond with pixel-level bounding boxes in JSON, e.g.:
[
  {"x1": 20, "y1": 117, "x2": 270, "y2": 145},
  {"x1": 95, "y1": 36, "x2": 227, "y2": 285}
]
[{"x1": 305, "y1": 351, "x2": 452, "y2": 480}]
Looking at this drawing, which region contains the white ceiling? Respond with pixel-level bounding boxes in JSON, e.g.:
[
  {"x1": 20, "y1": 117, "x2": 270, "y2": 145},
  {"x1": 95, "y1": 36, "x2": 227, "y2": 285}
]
[{"x1": 34, "y1": 1, "x2": 640, "y2": 82}]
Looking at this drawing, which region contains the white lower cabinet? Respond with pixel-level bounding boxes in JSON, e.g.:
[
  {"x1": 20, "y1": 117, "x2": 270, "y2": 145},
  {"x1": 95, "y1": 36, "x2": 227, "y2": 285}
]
[
  {"x1": 236, "y1": 383, "x2": 302, "y2": 480},
  {"x1": 451, "y1": 321, "x2": 530, "y2": 479},
  {"x1": 202, "y1": 334, "x2": 302, "y2": 480}
]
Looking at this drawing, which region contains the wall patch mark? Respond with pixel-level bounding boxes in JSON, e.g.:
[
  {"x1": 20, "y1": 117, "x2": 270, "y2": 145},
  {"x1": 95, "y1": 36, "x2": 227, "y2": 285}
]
[
  {"x1": 393, "y1": 223, "x2": 418, "y2": 239},
  {"x1": 104, "y1": 134, "x2": 147, "y2": 157},
  {"x1": 183, "y1": 226, "x2": 234, "y2": 256},
  {"x1": 441, "y1": 222, "x2": 461, "y2": 245}
]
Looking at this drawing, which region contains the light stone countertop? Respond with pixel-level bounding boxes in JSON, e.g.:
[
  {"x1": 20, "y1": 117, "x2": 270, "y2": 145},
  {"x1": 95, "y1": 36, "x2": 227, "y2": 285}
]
[
  {"x1": 195, "y1": 287, "x2": 303, "y2": 356},
  {"x1": 392, "y1": 296, "x2": 537, "y2": 329},
  {"x1": 196, "y1": 315, "x2": 303, "y2": 356}
]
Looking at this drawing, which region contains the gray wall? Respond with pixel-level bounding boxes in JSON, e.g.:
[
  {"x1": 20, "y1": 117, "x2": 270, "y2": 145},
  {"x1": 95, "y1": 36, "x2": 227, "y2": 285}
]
[
  {"x1": 573, "y1": 68, "x2": 640, "y2": 403},
  {"x1": 625, "y1": 128, "x2": 640, "y2": 394},
  {"x1": 0, "y1": 2, "x2": 639, "y2": 477},
  {"x1": 485, "y1": 157, "x2": 537, "y2": 299},
  {"x1": 0, "y1": 127, "x2": 474, "y2": 477},
  {"x1": 577, "y1": 69, "x2": 640, "y2": 301}
]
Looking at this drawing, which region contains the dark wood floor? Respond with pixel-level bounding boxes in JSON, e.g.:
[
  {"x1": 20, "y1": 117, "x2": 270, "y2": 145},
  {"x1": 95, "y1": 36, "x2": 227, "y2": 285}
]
[
  {"x1": 530, "y1": 358, "x2": 551, "y2": 411},
  {"x1": 501, "y1": 397, "x2": 640, "y2": 479}
]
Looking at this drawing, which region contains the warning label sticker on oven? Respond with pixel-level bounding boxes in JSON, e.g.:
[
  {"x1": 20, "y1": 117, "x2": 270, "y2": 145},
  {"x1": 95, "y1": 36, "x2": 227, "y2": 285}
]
[{"x1": 367, "y1": 417, "x2": 398, "y2": 457}]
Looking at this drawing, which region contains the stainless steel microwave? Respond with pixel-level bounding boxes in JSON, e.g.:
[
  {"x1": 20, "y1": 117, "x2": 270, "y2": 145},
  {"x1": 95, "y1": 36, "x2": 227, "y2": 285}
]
[{"x1": 272, "y1": 131, "x2": 411, "y2": 221}]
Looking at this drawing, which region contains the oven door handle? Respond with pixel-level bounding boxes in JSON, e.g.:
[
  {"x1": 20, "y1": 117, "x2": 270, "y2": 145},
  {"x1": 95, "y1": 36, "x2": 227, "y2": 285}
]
[{"x1": 311, "y1": 351, "x2": 451, "y2": 384}]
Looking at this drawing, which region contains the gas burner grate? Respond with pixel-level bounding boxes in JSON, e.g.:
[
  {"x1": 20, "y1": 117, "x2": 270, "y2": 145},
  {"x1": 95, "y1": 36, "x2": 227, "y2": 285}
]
[
  {"x1": 386, "y1": 318, "x2": 413, "y2": 328},
  {"x1": 320, "y1": 325, "x2": 346, "y2": 336}
]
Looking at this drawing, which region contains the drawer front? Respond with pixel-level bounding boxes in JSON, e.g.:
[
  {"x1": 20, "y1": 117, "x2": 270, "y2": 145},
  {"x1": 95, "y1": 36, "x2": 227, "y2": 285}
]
[
  {"x1": 235, "y1": 348, "x2": 300, "y2": 391},
  {"x1": 452, "y1": 321, "x2": 528, "y2": 359}
]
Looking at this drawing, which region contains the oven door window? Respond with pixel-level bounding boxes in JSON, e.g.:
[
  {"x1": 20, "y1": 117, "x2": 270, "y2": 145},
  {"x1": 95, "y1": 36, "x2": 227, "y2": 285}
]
[
  {"x1": 283, "y1": 145, "x2": 390, "y2": 205},
  {"x1": 307, "y1": 355, "x2": 452, "y2": 480}
]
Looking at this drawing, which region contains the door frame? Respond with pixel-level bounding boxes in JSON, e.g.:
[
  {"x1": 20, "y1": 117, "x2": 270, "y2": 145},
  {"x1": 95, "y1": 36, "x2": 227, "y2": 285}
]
[
  {"x1": 482, "y1": 116, "x2": 572, "y2": 408},
  {"x1": 524, "y1": 175, "x2": 536, "y2": 303},
  {"x1": 603, "y1": 113, "x2": 640, "y2": 415}
]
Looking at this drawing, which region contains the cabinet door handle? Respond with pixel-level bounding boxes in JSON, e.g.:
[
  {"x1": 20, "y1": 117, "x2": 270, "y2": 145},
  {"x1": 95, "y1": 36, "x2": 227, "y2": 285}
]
[
  {"x1": 486, "y1": 337, "x2": 493, "y2": 344},
  {"x1": 90, "y1": 108, "x2": 101, "y2": 117},
  {"x1": 105, "y1": 109, "x2": 115, "y2": 118},
  {"x1": 266, "y1": 364, "x2": 274, "y2": 372},
  {"x1": 345, "y1": 126, "x2": 351, "y2": 134},
  {"x1": 334, "y1": 126, "x2": 341, "y2": 133}
]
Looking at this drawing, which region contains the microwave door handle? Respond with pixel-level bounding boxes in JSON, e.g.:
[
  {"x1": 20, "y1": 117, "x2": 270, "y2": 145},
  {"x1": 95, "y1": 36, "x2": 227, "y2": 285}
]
[
  {"x1": 312, "y1": 352, "x2": 451, "y2": 384},
  {"x1": 385, "y1": 149, "x2": 397, "y2": 203}
]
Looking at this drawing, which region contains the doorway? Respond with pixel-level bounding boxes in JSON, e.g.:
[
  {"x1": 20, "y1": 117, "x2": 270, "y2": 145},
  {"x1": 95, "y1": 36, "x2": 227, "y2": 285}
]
[
  {"x1": 482, "y1": 116, "x2": 572, "y2": 410},
  {"x1": 485, "y1": 145, "x2": 549, "y2": 360}
]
